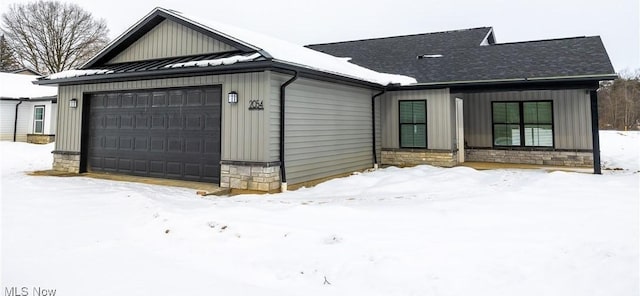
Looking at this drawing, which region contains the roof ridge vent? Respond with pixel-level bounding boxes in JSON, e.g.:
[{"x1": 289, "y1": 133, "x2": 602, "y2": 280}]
[{"x1": 417, "y1": 54, "x2": 443, "y2": 59}]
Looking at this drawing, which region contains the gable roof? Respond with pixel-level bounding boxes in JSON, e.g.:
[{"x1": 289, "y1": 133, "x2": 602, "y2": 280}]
[
  {"x1": 0, "y1": 72, "x2": 56, "y2": 99},
  {"x1": 11, "y1": 68, "x2": 42, "y2": 76},
  {"x1": 307, "y1": 28, "x2": 617, "y2": 85},
  {"x1": 40, "y1": 7, "x2": 415, "y2": 86}
]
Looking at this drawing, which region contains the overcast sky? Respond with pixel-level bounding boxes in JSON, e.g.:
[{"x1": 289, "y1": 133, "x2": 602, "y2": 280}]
[{"x1": 2, "y1": 0, "x2": 638, "y2": 72}]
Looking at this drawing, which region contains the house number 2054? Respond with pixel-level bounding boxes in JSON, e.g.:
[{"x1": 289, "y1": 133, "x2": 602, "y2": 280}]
[{"x1": 248, "y1": 100, "x2": 264, "y2": 110}]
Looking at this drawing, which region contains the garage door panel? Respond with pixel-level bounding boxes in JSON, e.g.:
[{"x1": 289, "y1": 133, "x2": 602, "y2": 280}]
[
  {"x1": 119, "y1": 159, "x2": 133, "y2": 171},
  {"x1": 151, "y1": 116, "x2": 165, "y2": 129},
  {"x1": 169, "y1": 91, "x2": 184, "y2": 106},
  {"x1": 152, "y1": 93, "x2": 167, "y2": 107},
  {"x1": 88, "y1": 86, "x2": 221, "y2": 183},
  {"x1": 149, "y1": 161, "x2": 165, "y2": 174},
  {"x1": 187, "y1": 91, "x2": 203, "y2": 106},
  {"x1": 150, "y1": 137, "x2": 164, "y2": 152},
  {"x1": 166, "y1": 162, "x2": 182, "y2": 176},
  {"x1": 168, "y1": 116, "x2": 183, "y2": 129},
  {"x1": 134, "y1": 137, "x2": 148, "y2": 151},
  {"x1": 106, "y1": 94, "x2": 119, "y2": 108},
  {"x1": 105, "y1": 115, "x2": 119, "y2": 129},
  {"x1": 103, "y1": 158, "x2": 118, "y2": 171},
  {"x1": 136, "y1": 94, "x2": 149, "y2": 107},
  {"x1": 105, "y1": 136, "x2": 118, "y2": 149},
  {"x1": 119, "y1": 137, "x2": 134, "y2": 150},
  {"x1": 121, "y1": 94, "x2": 135, "y2": 107},
  {"x1": 120, "y1": 115, "x2": 134, "y2": 129},
  {"x1": 185, "y1": 139, "x2": 202, "y2": 153},
  {"x1": 134, "y1": 160, "x2": 148, "y2": 174},
  {"x1": 185, "y1": 115, "x2": 202, "y2": 130}
]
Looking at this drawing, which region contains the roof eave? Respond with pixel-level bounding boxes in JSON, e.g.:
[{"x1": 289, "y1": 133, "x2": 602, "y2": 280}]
[
  {"x1": 397, "y1": 74, "x2": 619, "y2": 90},
  {"x1": 34, "y1": 60, "x2": 386, "y2": 89},
  {"x1": 36, "y1": 61, "x2": 275, "y2": 86},
  {"x1": 0, "y1": 95, "x2": 57, "y2": 101},
  {"x1": 270, "y1": 61, "x2": 385, "y2": 89}
]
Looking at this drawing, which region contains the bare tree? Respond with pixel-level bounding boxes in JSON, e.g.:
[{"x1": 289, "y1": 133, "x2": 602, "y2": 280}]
[
  {"x1": 598, "y1": 70, "x2": 640, "y2": 130},
  {"x1": 1, "y1": 0, "x2": 109, "y2": 74},
  {"x1": 0, "y1": 34, "x2": 20, "y2": 71}
]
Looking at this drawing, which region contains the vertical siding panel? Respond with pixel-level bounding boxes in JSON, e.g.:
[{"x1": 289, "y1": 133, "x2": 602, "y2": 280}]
[
  {"x1": 164, "y1": 21, "x2": 170, "y2": 58},
  {"x1": 179, "y1": 22, "x2": 186, "y2": 56},
  {"x1": 107, "y1": 19, "x2": 238, "y2": 64},
  {"x1": 242, "y1": 73, "x2": 251, "y2": 159},
  {"x1": 222, "y1": 75, "x2": 229, "y2": 160},
  {"x1": 269, "y1": 73, "x2": 281, "y2": 162},
  {"x1": 281, "y1": 76, "x2": 373, "y2": 184},
  {"x1": 247, "y1": 72, "x2": 254, "y2": 160},
  {"x1": 463, "y1": 89, "x2": 591, "y2": 150},
  {"x1": 195, "y1": 29, "x2": 201, "y2": 54},
  {"x1": 254, "y1": 72, "x2": 262, "y2": 160}
]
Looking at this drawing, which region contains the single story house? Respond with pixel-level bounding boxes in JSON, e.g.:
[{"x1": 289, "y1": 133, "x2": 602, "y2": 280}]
[
  {"x1": 36, "y1": 7, "x2": 616, "y2": 192},
  {"x1": 306, "y1": 27, "x2": 617, "y2": 170},
  {"x1": 1, "y1": 72, "x2": 57, "y2": 143}
]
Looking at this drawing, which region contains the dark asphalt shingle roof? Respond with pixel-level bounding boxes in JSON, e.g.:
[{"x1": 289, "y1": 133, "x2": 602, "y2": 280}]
[{"x1": 307, "y1": 27, "x2": 616, "y2": 84}]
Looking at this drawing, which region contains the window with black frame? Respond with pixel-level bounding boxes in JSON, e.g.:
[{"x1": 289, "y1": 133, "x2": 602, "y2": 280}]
[
  {"x1": 399, "y1": 100, "x2": 427, "y2": 148},
  {"x1": 492, "y1": 101, "x2": 553, "y2": 147}
]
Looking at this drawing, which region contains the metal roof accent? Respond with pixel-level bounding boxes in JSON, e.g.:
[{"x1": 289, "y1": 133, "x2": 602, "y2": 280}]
[{"x1": 99, "y1": 51, "x2": 260, "y2": 74}]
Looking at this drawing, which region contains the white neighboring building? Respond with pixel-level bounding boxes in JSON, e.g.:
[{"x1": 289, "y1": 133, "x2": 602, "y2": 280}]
[{"x1": 0, "y1": 72, "x2": 57, "y2": 143}]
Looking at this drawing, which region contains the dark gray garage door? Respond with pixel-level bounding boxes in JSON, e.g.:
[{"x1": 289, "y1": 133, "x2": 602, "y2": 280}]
[{"x1": 87, "y1": 86, "x2": 221, "y2": 183}]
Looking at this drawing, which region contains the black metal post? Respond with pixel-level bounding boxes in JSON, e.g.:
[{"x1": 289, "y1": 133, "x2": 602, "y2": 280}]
[
  {"x1": 371, "y1": 89, "x2": 386, "y2": 166},
  {"x1": 590, "y1": 90, "x2": 601, "y2": 174}
]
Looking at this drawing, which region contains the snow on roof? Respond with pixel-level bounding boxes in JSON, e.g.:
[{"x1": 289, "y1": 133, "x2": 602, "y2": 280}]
[
  {"x1": 45, "y1": 69, "x2": 114, "y2": 80},
  {"x1": 0, "y1": 72, "x2": 57, "y2": 99},
  {"x1": 164, "y1": 53, "x2": 261, "y2": 69},
  {"x1": 163, "y1": 8, "x2": 416, "y2": 86}
]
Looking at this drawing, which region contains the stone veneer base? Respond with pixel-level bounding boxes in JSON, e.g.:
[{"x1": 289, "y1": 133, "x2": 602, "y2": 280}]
[
  {"x1": 381, "y1": 149, "x2": 457, "y2": 167},
  {"x1": 27, "y1": 134, "x2": 55, "y2": 144},
  {"x1": 52, "y1": 151, "x2": 81, "y2": 173},
  {"x1": 220, "y1": 162, "x2": 281, "y2": 192},
  {"x1": 465, "y1": 149, "x2": 593, "y2": 167}
]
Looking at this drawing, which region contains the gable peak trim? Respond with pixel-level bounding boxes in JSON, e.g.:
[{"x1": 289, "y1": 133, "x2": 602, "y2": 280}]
[{"x1": 82, "y1": 7, "x2": 259, "y2": 69}]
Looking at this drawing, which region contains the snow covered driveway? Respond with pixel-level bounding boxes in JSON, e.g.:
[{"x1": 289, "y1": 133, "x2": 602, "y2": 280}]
[{"x1": 1, "y1": 132, "x2": 638, "y2": 295}]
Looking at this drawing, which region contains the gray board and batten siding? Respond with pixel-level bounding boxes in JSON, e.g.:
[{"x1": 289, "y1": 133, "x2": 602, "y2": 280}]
[
  {"x1": 56, "y1": 72, "x2": 272, "y2": 163},
  {"x1": 271, "y1": 73, "x2": 379, "y2": 185},
  {"x1": 380, "y1": 88, "x2": 455, "y2": 150},
  {"x1": 461, "y1": 89, "x2": 593, "y2": 150},
  {"x1": 107, "y1": 19, "x2": 238, "y2": 64}
]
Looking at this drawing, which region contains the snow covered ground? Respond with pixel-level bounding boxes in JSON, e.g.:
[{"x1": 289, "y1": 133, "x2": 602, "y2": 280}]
[{"x1": 1, "y1": 131, "x2": 638, "y2": 295}]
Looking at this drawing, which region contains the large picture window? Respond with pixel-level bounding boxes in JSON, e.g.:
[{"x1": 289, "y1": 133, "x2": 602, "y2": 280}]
[
  {"x1": 33, "y1": 105, "x2": 45, "y2": 134},
  {"x1": 399, "y1": 100, "x2": 427, "y2": 148},
  {"x1": 492, "y1": 101, "x2": 553, "y2": 147}
]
